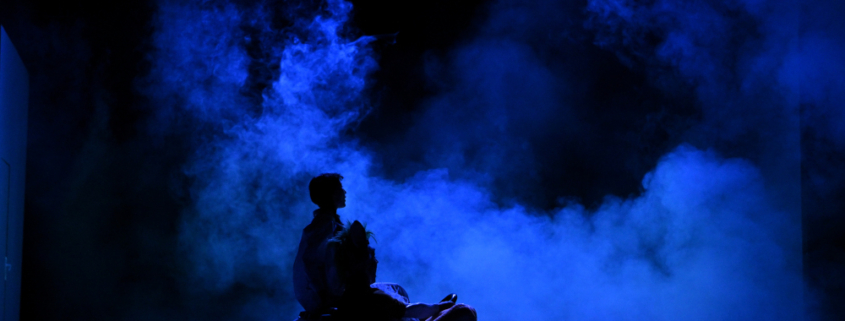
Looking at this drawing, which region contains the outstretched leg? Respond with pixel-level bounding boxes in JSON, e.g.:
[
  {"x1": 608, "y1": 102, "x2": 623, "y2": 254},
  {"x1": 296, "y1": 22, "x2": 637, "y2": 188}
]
[{"x1": 427, "y1": 303, "x2": 477, "y2": 321}]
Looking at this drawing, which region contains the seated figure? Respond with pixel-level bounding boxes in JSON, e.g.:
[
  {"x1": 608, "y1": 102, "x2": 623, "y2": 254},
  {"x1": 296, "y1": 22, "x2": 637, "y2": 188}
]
[{"x1": 293, "y1": 173, "x2": 347, "y2": 319}]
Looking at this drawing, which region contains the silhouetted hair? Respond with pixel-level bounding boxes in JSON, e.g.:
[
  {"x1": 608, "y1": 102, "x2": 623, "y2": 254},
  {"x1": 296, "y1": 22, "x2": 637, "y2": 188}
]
[
  {"x1": 309, "y1": 173, "x2": 343, "y2": 208},
  {"x1": 329, "y1": 220, "x2": 375, "y2": 286}
]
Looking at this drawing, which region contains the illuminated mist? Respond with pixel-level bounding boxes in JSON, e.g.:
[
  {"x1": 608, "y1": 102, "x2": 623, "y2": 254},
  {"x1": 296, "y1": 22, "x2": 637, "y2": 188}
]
[
  {"x1": 9, "y1": 0, "x2": 845, "y2": 319},
  {"x1": 136, "y1": 0, "x2": 819, "y2": 320}
]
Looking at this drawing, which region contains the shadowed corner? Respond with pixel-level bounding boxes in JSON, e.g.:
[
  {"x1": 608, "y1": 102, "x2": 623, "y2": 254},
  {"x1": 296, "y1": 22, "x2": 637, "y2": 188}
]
[{"x1": 0, "y1": 25, "x2": 29, "y2": 321}]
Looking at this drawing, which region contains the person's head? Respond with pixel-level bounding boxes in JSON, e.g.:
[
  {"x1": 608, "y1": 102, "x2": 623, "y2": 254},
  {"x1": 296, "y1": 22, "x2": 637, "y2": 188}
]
[
  {"x1": 330, "y1": 220, "x2": 377, "y2": 288},
  {"x1": 309, "y1": 173, "x2": 346, "y2": 209}
]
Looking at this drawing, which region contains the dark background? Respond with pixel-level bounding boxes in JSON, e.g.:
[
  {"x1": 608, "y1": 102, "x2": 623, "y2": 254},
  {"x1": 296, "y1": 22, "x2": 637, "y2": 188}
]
[{"x1": 0, "y1": 0, "x2": 842, "y2": 320}]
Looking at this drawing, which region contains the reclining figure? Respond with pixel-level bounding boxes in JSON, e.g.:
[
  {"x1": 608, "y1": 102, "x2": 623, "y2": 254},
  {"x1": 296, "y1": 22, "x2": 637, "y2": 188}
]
[{"x1": 329, "y1": 221, "x2": 477, "y2": 321}]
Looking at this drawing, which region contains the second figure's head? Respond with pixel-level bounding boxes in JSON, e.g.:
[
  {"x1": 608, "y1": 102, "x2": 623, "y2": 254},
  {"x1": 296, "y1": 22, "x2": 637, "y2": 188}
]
[{"x1": 330, "y1": 220, "x2": 377, "y2": 288}]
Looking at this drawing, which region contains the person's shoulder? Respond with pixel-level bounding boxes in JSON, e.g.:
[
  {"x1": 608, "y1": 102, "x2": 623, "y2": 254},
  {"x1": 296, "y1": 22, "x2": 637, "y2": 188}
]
[
  {"x1": 303, "y1": 220, "x2": 324, "y2": 234},
  {"x1": 303, "y1": 212, "x2": 336, "y2": 233}
]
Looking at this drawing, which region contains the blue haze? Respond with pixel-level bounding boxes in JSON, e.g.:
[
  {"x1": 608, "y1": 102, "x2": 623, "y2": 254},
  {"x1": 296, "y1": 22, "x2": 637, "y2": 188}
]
[{"x1": 139, "y1": 0, "x2": 845, "y2": 319}]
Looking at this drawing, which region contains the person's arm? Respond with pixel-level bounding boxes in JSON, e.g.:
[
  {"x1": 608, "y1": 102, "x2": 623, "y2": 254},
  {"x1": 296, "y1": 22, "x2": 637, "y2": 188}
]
[
  {"x1": 301, "y1": 222, "x2": 340, "y2": 306},
  {"x1": 325, "y1": 242, "x2": 345, "y2": 297},
  {"x1": 403, "y1": 302, "x2": 455, "y2": 320}
]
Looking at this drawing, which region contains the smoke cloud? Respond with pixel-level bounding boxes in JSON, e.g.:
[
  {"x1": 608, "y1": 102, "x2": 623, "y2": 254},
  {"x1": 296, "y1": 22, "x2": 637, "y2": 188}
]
[
  {"x1": 8, "y1": 0, "x2": 843, "y2": 319},
  {"x1": 134, "y1": 0, "x2": 819, "y2": 319}
]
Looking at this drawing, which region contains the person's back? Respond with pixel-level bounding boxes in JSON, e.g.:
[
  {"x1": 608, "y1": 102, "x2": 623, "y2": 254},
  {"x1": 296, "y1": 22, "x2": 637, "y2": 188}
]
[{"x1": 293, "y1": 173, "x2": 347, "y2": 318}]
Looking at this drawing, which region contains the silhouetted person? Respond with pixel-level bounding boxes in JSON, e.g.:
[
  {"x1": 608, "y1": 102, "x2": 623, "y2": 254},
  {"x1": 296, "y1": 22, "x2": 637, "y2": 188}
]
[
  {"x1": 293, "y1": 173, "x2": 347, "y2": 320},
  {"x1": 293, "y1": 175, "x2": 476, "y2": 321}
]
